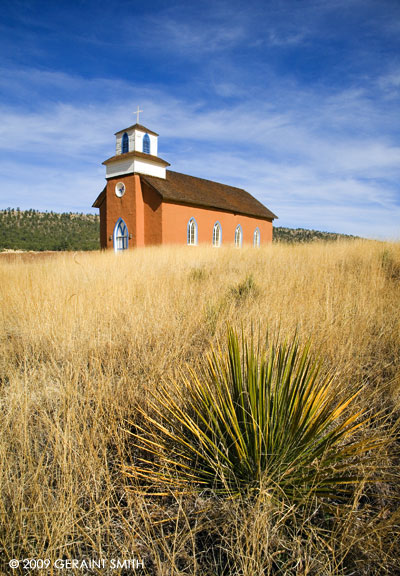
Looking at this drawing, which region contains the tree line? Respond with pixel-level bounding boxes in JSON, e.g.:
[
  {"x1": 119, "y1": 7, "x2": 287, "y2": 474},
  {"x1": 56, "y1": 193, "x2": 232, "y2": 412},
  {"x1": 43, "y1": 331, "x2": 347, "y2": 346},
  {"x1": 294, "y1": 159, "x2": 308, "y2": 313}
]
[
  {"x1": 0, "y1": 208, "x2": 99, "y2": 251},
  {"x1": 0, "y1": 209, "x2": 358, "y2": 251},
  {"x1": 273, "y1": 226, "x2": 358, "y2": 243}
]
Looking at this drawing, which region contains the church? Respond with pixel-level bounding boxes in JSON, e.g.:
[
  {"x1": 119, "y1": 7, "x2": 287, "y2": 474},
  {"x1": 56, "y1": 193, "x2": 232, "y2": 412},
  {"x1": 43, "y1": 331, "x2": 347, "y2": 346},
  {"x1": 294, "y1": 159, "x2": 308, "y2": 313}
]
[{"x1": 92, "y1": 118, "x2": 277, "y2": 251}]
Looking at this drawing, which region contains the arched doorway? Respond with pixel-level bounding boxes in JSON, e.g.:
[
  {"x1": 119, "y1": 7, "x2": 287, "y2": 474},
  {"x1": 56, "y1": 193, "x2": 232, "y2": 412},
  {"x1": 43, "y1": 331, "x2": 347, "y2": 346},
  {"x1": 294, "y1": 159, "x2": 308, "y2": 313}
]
[{"x1": 113, "y1": 218, "x2": 129, "y2": 252}]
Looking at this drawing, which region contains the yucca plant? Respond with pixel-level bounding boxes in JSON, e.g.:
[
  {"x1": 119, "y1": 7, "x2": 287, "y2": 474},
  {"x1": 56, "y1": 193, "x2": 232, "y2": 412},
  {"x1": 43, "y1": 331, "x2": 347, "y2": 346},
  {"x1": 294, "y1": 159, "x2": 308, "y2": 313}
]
[{"x1": 124, "y1": 328, "x2": 378, "y2": 501}]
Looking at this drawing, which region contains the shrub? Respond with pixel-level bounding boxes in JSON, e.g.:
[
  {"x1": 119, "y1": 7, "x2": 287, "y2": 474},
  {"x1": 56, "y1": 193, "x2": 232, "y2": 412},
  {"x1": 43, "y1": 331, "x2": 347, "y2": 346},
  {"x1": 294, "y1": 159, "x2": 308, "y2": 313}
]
[
  {"x1": 125, "y1": 328, "x2": 379, "y2": 502},
  {"x1": 229, "y1": 274, "x2": 258, "y2": 301}
]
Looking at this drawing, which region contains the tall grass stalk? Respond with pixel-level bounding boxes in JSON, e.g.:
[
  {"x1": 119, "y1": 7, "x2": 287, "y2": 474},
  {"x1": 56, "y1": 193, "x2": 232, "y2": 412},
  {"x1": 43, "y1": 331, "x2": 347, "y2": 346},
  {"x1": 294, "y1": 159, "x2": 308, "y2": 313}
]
[{"x1": 1, "y1": 241, "x2": 399, "y2": 574}]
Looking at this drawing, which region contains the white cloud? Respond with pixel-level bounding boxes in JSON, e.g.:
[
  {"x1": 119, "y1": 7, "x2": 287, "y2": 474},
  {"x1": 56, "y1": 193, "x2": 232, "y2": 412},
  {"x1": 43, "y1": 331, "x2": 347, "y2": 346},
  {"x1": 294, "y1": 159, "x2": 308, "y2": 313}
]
[
  {"x1": 0, "y1": 67, "x2": 399, "y2": 239},
  {"x1": 0, "y1": 158, "x2": 104, "y2": 212}
]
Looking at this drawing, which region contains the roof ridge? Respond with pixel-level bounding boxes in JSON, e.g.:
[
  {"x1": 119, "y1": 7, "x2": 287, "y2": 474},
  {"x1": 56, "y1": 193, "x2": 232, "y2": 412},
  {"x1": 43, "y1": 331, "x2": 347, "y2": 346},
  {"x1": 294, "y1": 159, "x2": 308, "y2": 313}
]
[{"x1": 114, "y1": 124, "x2": 159, "y2": 136}]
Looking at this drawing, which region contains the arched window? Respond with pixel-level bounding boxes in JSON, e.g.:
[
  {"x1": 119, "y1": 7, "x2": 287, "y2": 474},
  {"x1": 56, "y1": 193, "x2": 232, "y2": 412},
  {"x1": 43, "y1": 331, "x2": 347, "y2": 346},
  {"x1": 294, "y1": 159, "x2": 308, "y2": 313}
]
[
  {"x1": 122, "y1": 132, "x2": 129, "y2": 154},
  {"x1": 113, "y1": 218, "x2": 129, "y2": 252},
  {"x1": 234, "y1": 225, "x2": 243, "y2": 248},
  {"x1": 143, "y1": 133, "x2": 150, "y2": 154},
  {"x1": 212, "y1": 221, "x2": 222, "y2": 247},
  {"x1": 253, "y1": 227, "x2": 260, "y2": 247},
  {"x1": 187, "y1": 218, "x2": 198, "y2": 246}
]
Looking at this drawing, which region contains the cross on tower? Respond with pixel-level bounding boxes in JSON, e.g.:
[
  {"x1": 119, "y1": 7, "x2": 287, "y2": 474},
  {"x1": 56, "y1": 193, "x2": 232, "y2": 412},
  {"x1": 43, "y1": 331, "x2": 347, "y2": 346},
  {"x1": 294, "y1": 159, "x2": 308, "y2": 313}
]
[{"x1": 135, "y1": 105, "x2": 143, "y2": 124}]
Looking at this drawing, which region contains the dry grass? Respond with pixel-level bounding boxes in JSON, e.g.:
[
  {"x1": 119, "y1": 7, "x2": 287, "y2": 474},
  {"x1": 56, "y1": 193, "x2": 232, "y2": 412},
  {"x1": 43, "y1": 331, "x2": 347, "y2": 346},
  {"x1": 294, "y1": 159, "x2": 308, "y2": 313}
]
[{"x1": 1, "y1": 240, "x2": 400, "y2": 575}]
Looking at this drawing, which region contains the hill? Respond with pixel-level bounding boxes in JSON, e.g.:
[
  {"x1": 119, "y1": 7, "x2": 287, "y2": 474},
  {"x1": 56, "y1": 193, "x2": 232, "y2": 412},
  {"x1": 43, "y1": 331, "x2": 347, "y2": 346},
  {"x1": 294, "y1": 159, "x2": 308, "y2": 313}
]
[
  {"x1": 0, "y1": 208, "x2": 99, "y2": 251},
  {"x1": 273, "y1": 226, "x2": 359, "y2": 243},
  {"x1": 0, "y1": 209, "x2": 358, "y2": 251}
]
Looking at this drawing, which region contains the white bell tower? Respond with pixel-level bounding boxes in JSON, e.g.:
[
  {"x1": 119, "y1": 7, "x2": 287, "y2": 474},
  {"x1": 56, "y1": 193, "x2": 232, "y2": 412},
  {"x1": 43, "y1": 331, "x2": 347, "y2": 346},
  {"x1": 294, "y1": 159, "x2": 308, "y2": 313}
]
[{"x1": 103, "y1": 109, "x2": 169, "y2": 179}]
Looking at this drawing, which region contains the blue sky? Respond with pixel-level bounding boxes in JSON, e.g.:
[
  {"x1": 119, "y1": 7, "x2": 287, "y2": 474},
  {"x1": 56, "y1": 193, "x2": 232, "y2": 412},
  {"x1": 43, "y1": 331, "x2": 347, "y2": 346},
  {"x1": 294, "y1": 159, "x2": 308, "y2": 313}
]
[{"x1": 1, "y1": 0, "x2": 400, "y2": 239}]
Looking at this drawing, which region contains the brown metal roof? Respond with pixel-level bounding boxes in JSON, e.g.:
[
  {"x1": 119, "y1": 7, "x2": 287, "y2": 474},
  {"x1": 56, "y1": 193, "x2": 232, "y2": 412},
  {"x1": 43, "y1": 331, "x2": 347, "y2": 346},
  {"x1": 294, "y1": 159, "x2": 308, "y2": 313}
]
[
  {"x1": 114, "y1": 123, "x2": 159, "y2": 137},
  {"x1": 102, "y1": 150, "x2": 170, "y2": 167},
  {"x1": 142, "y1": 171, "x2": 277, "y2": 220}
]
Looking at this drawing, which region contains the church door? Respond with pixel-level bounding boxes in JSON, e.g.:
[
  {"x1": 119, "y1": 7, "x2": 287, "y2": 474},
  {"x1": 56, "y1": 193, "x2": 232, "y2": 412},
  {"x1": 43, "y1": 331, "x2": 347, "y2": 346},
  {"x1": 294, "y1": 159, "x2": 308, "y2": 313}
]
[{"x1": 114, "y1": 218, "x2": 129, "y2": 252}]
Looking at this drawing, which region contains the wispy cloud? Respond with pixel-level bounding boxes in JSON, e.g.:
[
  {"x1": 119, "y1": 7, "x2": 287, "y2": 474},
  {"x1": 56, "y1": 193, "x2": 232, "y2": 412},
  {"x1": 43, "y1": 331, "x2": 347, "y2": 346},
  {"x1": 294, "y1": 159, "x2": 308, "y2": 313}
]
[
  {"x1": 143, "y1": 18, "x2": 246, "y2": 55},
  {"x1": 1, "y1": 67, "x2": 398, "y2": 239},
  {"x1": 0, "y1": 0, "x2": 399, "y2": 239}
]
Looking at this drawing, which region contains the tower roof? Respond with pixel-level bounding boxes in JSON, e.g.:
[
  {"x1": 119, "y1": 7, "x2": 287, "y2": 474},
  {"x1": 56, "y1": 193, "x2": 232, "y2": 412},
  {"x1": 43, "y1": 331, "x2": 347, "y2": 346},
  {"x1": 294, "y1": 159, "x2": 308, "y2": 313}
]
[
  {"x1": 102, "y1": 149, "x2": 170, "y2": 167},
  {"x1": 114, "y1": 123, "x2": 159, "y2": 137}
]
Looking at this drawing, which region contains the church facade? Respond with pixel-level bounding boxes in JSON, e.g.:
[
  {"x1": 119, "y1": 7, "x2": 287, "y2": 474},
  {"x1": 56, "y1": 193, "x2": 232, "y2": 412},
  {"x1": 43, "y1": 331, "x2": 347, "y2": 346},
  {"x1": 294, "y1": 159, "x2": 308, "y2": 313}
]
[{"x1": 93, "y1": 122, "x2": 277, "y2": 251}]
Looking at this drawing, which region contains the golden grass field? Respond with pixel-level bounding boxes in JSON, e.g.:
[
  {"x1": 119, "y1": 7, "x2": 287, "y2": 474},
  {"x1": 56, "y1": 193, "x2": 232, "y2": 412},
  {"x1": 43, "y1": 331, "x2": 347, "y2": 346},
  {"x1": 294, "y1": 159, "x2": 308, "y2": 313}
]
[{"x1": 1, "y1": 240, "x2": 400, "y2": 575}]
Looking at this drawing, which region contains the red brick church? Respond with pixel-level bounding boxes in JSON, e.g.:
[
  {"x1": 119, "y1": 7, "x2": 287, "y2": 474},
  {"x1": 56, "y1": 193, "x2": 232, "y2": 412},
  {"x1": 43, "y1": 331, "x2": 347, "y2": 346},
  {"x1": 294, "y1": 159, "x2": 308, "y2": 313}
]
[{"x1": 93, "y1": 119, "x2": 277, "y2": 251}]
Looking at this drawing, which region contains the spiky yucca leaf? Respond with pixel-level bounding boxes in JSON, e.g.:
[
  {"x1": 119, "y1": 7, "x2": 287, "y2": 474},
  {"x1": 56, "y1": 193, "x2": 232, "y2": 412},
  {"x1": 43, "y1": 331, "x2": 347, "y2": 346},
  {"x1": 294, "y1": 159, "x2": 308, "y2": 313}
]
[{"x1": 124, "y1": 328, "x2": 378, "y2": 500}]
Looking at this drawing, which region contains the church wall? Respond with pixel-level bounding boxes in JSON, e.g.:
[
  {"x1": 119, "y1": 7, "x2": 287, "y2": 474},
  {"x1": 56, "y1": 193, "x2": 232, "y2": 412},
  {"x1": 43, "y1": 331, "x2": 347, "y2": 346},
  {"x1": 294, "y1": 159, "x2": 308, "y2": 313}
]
[
  {"x1": 100, "y1": 180, "x2": 272, "y2": 250},
  {"x1": 99, "y1": 195, "x2": 107, "y2": 249},
  {"x1": 134, "y1": 176, "x2": 145, "y2": 247},
  {"x1": 106, "y1": 158, "x2": 136, "y2": 178},
  {"x1": 133, "y1": 131, "x2": 158, "y2": 156},
  {"x1": 161, "y1": 202, "x2": 273, "y2": 246},
  {"x1": 141, "y1": 182, "x2": 163, "y2": 245},
  {"x1": 105, "y1": 174, "x2": 139, "y2": 249},
  {"x1": 115, "y1": 129, "x2": 158, "y2": 156},
  {"x1": 133, "y1": 159, "x2": 166, "y2": 179},
  {"x1": 106, "y1": 158, "x2": 166, "y2": 179},
  {"x1": 115, "y1": 130, "x2": 135, "y2": 155}
]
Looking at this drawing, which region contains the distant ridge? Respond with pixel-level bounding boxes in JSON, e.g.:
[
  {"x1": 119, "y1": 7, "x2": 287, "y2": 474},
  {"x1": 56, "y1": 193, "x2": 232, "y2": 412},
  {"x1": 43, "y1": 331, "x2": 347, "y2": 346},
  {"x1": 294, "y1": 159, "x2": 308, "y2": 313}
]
[
  {"x1": 273, "y1": 226, "x2": 359, "y2": 243},
  {"x1": 0, "y1": 209, "x2": 99, "y2": 251},
  {"x1": 0, "y1": 209, "x2": 358, "y2": 251}
]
